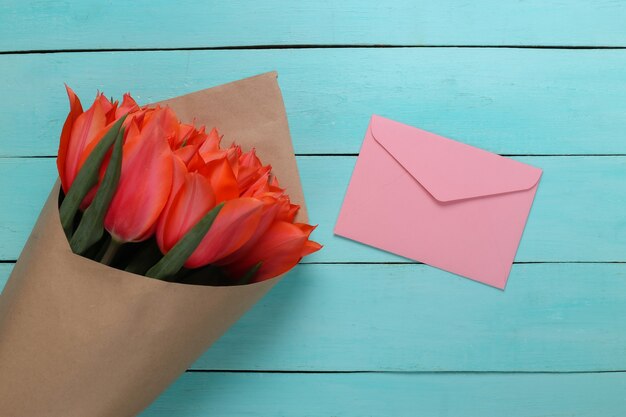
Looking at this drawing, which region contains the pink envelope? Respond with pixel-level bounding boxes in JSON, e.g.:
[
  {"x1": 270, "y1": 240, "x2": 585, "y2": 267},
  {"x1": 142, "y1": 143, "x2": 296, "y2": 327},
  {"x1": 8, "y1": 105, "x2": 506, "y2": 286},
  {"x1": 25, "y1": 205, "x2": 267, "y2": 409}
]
[{"x1": 335, "y1": 115, "x2": 542, "y2": 289}]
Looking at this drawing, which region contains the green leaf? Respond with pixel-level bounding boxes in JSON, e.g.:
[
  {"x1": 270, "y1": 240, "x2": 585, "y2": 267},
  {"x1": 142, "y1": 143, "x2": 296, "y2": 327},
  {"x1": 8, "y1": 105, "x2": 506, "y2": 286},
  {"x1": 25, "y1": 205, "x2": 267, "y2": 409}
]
[
  {"x1": 69, "y1": 126, "x2": 125, "y2": 254},
  {"x1": 146, "y1": 202, "x2": 225, "y2": 280},
  {"x1": 59, "y1": 114, "x2": 127, "y2": 238},
  {"x1": 236, "y1": 262, "x2": 262, "y2": 285},
  {"x1": 178, "y1": 264, "x2": 227, "y2": 286},
  {"x1": 124, "y1": 239, "x2": 165, "y2": 275},
  {"x1": 82, "y1": 229, "x2": 111, "y2": 261}
]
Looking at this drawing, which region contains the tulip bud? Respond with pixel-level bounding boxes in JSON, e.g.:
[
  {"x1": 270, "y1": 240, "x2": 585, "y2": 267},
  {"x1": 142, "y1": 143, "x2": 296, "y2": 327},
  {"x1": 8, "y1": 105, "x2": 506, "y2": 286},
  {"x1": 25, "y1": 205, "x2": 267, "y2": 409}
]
[{"x1": 104, "y1": 109, "x2": 174, "y2": 243}]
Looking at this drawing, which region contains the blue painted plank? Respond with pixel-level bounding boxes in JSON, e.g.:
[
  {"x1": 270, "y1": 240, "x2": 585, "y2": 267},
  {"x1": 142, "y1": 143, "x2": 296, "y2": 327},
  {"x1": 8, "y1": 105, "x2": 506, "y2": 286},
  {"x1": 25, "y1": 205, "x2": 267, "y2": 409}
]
[
  {"x1": 2, "y1": 1, "x2": 626, "y2": 51},
  {"x1": 2, "y1": 262, "x2": 626, "y2": 372},
  {"x1": 140, "y1": 371, "x2": 626, "y2": 416},
  {"x1": 304, "y1": 155, "x2": 626, "y2": 264},
  {"x1": 2, "y1": 49, "x2": 626, "y2": 156},
  {"x1": 0, "y1": 157, "x2": 624, "y2": 263}
]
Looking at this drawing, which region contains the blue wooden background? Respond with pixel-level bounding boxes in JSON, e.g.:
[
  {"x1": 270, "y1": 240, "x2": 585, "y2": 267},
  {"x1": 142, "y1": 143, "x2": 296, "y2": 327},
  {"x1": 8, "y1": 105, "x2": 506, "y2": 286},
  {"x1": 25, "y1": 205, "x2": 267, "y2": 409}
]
[{"x1": 1, "y1": 1, "x2": 626, "y2": 415}]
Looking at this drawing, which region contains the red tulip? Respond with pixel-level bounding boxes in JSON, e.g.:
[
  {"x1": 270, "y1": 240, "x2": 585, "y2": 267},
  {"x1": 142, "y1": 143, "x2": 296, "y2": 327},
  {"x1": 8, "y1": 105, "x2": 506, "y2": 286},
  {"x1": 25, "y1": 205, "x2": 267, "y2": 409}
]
[
  {"x1": 215, "y1": 197, "x2": 280, "y2": 267},
  {"x1": 197, "y1": 157, "x2": 239, "y2": 202},
  {"x1": 57, "y1": 86, "x2": 84, "y2": 193},
  {"x1": 58, "y1": 88, "x2": 321, "y2": 282},
  {"x1": 104, "y1": 109, "x2": 174, "y2": 243},
  {"x1": 237, "y1": 149, "x2": 271, "y2": 193},
  {"x1": 225, "y1": 221, "x2": 321, "y2": 281},
  {"x1": 216, "y1": 173, "x2": 304, "y2": 268},
  {"x1": 183, "y1": 198, "x2": 264, "y2": 269},
  {"x1": 197, "y1": 128, "x2": 221, "y2": 157},
  {"x1": 58, "y1": 88, "x2": 107, "y2": 192},
  {"x1": 160, "y1": 154, "x2": 189, "y2": 218},
  {"x1": 116, "y1": 93, "x2": 140, "y2": 119},
  {"x1": 156, "y1": 171, "x2": 215, "y2": 254},
  {"x1": 57, "y1": 87, "x2": 139, "y2": 194}
]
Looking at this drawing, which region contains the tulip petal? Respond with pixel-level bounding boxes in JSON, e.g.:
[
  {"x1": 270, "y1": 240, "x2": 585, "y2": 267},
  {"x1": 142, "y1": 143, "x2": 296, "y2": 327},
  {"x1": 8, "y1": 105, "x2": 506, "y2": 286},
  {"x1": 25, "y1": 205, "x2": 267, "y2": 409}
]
[
  {"x1": 59, "y1": 115, "x2": 127, "y2": 237},
  {"x1": 275, "y1": 199, "x2": 300, "y2": 222},
  {"x1": 198, "y1": 157, "x2": 239, "y2": 203},
  {"x1": 63, "y1": 93, "x2": 108, "y2": 190},
  {"x1": 97, "y1": 94, "x2": 116, "y2": 119},
  {"x1": 233, "y1": 221, "x2": 308, "y2": 282},
  {"x1": 57, "y1": 86, "x2": 84, "y2": 192},
  {"x1": 185, "y1": 198, "x2": 264, "y2": 268},
  {"x1": 237, "y1": 148, "x2": 272, "y2": 194},
  {"x1": 198, "y1": 127, "x2": 221, "y2": 157},
  {"x1": 146, "y1": 202, "x2": 224, "y2": 280},
  {"x1": 215, "y1": 198, "x2": 280, "y2": 266},
  {"x1": 156, "y1": 172, "x2": 215, "y2": 254},
  {"x1": 227, "y1": 221, "x2": 321, "y2": 282},
  {"x1": 294, "y1": 223, "x2": 322, "y2": 257},
  {"x1": 155, "y1": 155, "x2": 189, "y2": 249},
  {"x1": 302, "y1": 240, "x2": 323, "y2": 257},
  {"x1": 104, "y1": 110, "x2": 174, "y2": 242},
  {"x1": 241, "y1": 171, "x2": 270, "y2": 197},
  {"x1": 177, "y1": 124, "x2": 196, "y2": 147},
  {"x1": 159, "y1": 107, "x2": 183, "y2": 148},
  {"x1": 115, "y1": 93, "x2": 139, "y2": 119},
  {"x1": 186, "y1": 126, "x2": 208, "y2": 147},
  {"x1": 69, "y1": 126, "x2": 125, "y2": 254},
  {"x1": 173, "y1": 144, "x2": 198, "y2": 165}
]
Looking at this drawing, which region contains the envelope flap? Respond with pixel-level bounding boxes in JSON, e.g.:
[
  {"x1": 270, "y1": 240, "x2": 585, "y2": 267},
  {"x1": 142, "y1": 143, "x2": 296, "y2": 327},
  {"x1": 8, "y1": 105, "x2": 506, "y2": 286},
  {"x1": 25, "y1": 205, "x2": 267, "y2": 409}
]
[{"x1": 370, "y1": 115, "x2": 542, "y2": 203}]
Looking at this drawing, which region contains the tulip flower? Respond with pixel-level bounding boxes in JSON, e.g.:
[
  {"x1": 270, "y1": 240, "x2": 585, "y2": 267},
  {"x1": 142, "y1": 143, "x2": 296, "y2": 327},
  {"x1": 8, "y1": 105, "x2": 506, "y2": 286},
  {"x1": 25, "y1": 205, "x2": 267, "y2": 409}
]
[
  {"x1": 159, "y1": 154, "x2": 189, "y2": 222},
  {"x1": 215, "y1": 173, "x2": 305, "y2": 269},
  {"x1": 156, "y1": 171, "x2": 215, "y2": 254},
  {"x1": 224, "y1": 221, "x2": 322, "y2": 282},
  {"x1": 104, "y1": 109, "x2": 174, "y2": 243},
  {"x1": 159, "y1": 197, "x2": 265, "y2": 269},
  {"x1": 57, "y1": 89, "x2": 107, "y2": 193},
  {"x1": 116, "y1": 93, "x2": 140, "y2": 119},
  {"x1": 57, "y1": 88, "x2": 321, "y2": 283},
  {"x1": 197, "y1": 128, "x2": 221, "y2": 157},
  {"x1": 57, "y1": 87, "x2": 138, "y2": 194},
  {"x1": 215, "y1": 197, "x2": 280, "y2": 267},
  {"x1": 197, "y1": 157, "x2": 239, "y2": 202},
  {"x1": 237, "y1": 149, "x2": 271, "y2": 194}
]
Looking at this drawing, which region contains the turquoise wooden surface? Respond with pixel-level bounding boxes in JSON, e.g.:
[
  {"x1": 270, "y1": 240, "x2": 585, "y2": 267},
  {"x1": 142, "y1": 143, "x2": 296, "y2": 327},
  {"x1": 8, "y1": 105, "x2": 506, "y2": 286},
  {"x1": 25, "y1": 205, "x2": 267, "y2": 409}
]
[
  {"x1": 3, "y1": 49, "x2": 626, "y2": 156},
  {"x1": 1, "y1": 157, "x2": 625, "y2": 263},
  {"x1": 142, "y1": 372, "x2": 626, "y2": 417},
  {"x1": 2, "y1": 1, "x2": 626, "y2": 50},
  {"x1": 2, "y1": 261, "x2": 626, "y2": 372},
  {"x1": 1, "y1": 1, "x2": 625, "y2": 416}
]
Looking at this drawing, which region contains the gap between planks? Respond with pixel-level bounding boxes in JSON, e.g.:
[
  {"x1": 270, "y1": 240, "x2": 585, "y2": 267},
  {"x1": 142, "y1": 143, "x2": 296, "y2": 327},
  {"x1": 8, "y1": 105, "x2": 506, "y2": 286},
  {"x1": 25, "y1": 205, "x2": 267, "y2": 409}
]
[
  {"x1": 2, "y1": 44, "x2": 626, "y2": 55},
  {"x1": 183, "y1": 369, "x2": 626, "y2": 374}
]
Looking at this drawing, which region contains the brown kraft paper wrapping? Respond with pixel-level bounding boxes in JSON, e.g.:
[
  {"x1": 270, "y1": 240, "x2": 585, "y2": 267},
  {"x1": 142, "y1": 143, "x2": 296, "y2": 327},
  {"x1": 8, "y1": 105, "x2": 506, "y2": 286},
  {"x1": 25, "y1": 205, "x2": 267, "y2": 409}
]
[{"x1": 0, "y1": 72, "x2": 307, "y2": 417}]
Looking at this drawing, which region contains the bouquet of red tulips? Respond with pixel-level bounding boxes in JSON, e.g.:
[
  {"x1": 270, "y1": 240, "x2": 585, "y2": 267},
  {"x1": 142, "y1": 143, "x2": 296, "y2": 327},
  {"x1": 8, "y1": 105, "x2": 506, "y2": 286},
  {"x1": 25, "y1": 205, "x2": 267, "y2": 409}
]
[
  {"x1": 0, "y1": 72, "x2": 320, "y2": 417},
  {"x1": 58, "y1": 82, "x2": 319, "y2": 284}
]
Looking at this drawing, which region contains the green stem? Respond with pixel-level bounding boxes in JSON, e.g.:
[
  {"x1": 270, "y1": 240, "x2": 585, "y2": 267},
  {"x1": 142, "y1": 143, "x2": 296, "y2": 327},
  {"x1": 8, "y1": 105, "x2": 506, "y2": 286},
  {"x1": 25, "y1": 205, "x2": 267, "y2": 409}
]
[{"x1": 100, "y1": 239, "x2": 122, "y2": 266}]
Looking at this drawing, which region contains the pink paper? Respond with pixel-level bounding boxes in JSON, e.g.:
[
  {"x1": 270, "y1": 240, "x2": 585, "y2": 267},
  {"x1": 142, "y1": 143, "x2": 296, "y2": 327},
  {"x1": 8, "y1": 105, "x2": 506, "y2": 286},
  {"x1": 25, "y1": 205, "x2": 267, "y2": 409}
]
[{"x1": 335, "y1": 115, "x2": 542, "y2": 289}]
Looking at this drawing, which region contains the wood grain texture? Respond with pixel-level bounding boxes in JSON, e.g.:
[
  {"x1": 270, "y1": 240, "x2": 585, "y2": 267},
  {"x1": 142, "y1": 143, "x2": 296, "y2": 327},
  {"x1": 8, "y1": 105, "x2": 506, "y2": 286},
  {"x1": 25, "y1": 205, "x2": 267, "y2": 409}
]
[
  {"x1": 138, "y1": 371, "x2": 626, "y2": 417},
  {"x1": 1, "y1": 260, "x2": 625, "y2": 372},
  {"x1": 2, "y1": 1, "x2": 626, "y2": 51},
  {"x1": 2, "y1": 3, "x2": 625, "y2": 412},
  {"x1": 1, "y1": 156, "x2": 624, "y2": 263},
  {"x1": 3, "y1": 48, "x2": 626, "y2": 156}
]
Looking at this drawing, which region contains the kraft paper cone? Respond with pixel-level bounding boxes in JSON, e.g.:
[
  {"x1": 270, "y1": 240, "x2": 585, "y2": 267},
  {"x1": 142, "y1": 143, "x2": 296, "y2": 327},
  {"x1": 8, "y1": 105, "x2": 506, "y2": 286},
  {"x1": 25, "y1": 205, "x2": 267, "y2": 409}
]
[{"x1": 0, "y1": 72, "x2": 307, "y2": 417}]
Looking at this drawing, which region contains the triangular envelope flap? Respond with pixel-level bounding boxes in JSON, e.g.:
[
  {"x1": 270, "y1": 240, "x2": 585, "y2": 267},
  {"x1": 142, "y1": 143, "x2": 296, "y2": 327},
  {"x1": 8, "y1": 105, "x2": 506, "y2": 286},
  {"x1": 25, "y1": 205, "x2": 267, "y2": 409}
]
[{"x1": 370, "y1": 115, "x2": 542, "y2": 202}]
